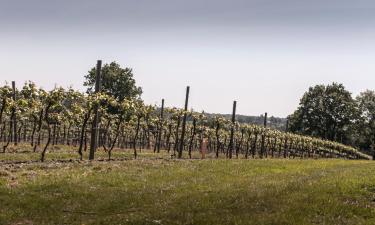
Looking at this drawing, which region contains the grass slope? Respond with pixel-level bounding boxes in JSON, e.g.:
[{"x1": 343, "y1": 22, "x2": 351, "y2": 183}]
[{"x1": 1, "y1": 150, "x2": 375, "y2": 224}]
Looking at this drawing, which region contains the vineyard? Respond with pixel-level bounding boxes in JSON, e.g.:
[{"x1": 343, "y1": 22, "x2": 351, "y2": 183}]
[
  {"x1": 1, "y1": 62, "x2": 375, "y2": 225},
  {"x1": 0, "y1": 64, "x2": 370, "y2": 163},
  {"x1": 4, "y1": 1, "x2": 375, "y2": 223}
]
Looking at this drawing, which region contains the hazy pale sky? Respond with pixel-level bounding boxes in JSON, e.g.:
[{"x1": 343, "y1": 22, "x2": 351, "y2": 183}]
[{"x1": 1, "y1": 0, "x2": 375, "y2": 117}]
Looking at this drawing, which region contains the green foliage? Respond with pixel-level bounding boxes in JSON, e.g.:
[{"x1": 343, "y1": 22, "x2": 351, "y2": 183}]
[
  {"x1": 355, "y1": 90, "x2": 375, "y2": 153},
  {"x1": 288, "y1": 83, "x2": 357, "y2": 143},
  {"x1": 0, "y1": 84, "x2": 13, "y2": 120},
  {"x1": 84, "y1": 61, "x2": 142, "y2": 101}
]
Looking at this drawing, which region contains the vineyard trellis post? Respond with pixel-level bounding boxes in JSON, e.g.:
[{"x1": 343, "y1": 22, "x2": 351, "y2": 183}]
[
  {"x1": 264, "y1": 112, "x2": 267, "y2": 128},
  {"x1": 178, "y1": 86, "x2": 190, "y2": 159},
  {"x1": 89, "y1": 60, "x2": 102, "y2": 160},
  {"x1": 228, "y1": 101, "x2": 237, "y2": 159},
  {"x1": 157, "y1": 98, "x2": 164, "y2": 153},
  {"x1": 12, "y1": 81, "x2": 17, "y2": 146},
  {"x1": 260, "y1": 112, "x2": 267, "y2": 158}
]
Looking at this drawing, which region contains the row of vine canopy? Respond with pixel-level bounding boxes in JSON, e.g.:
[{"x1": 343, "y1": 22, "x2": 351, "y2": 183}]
[{"x1": 0, "y1": 82, "x2": 371, "y2": 161}]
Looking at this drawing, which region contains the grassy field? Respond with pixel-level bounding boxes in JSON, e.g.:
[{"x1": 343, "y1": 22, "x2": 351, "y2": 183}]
[{"x1": 1, "y1": 147, "x2": 375, "y2": 225}]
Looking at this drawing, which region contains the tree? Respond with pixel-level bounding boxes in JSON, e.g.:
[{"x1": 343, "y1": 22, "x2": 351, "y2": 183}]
[
  {"x1": 84, "y1": 62, "x2": 142, "y2": 101},
  {"x1": 355, "y1": 90, "x2": 375, "y2": 157},
  {"x1": 288, "y1": 83, "x2": 357, "y2": 143}
]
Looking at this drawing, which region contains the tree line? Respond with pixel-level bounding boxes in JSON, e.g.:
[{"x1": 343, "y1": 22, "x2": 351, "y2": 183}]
[{"x1": 288, "y1": 83, "x2": 375, "y2": 157}]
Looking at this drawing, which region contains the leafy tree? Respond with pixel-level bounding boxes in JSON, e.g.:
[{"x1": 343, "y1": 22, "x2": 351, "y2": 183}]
[
  {"x1": 84, "y1": 62, "x2": 142, "y2": 101},
  {"x1": 288, "y1": 83, "x2": 357, "y2": 143},
  {"x1": 355, "y1": 90, "x2": 375, "y2": 155}
]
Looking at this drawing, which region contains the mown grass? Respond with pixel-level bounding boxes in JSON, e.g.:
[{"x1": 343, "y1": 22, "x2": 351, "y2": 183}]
[
  {"x1": 0, "y1": 144, "x2": 213, "y2": 162},
  {"x1": 0, "y1": 148, "x2": 375, "y2": 225}
]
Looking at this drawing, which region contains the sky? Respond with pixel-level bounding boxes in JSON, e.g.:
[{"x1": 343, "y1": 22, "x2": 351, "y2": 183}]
[{"x1": 1, "y1": 0, "x2": 375, "y2": 117}]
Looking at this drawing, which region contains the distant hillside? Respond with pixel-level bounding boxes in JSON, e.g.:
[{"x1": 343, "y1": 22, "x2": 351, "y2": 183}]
[
  {"x1": 156, "y1": 108, "x2": 288, "y2": 131},
  {"x1": 205, "y1": 113, "x2": 287, "y2": 131}
]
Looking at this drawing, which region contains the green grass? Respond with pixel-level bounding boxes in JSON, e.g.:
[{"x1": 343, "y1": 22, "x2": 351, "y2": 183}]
[{"x1": 1, "y1": 148, "x2": 375, "y2": 224}]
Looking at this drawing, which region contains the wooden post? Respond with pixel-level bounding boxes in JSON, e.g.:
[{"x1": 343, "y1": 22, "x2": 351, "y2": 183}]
[
  {"x1": 264, "y1": 112, "x2": 267, "y2": 127},
  {"x1": 157, "y1": 99, "x2": 164, "y2": 153},
  {"x1": 228, "y1": 101, "x2": 237, "y2": 159},
  {"x1": 12, "y1": 81, "x2": 17, "y2": 146},
  {"x1": 178, "y1": 86, "x2": 190, "y2": 159},
  {"x1": 260, "y1": 112, "x2": 267, "y2": 158},
  {"x1": 89, "y1": 60, "x2": 102, "y2": 160}
]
